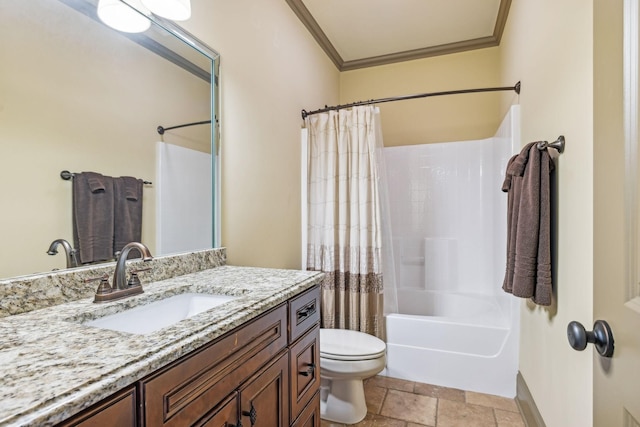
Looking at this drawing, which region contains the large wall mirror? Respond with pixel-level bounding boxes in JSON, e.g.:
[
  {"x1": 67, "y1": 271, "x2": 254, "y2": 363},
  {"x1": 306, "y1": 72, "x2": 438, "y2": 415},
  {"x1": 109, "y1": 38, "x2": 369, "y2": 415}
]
[{"x1": 0, "y1": 0, "x2": 220, "y2": 279}]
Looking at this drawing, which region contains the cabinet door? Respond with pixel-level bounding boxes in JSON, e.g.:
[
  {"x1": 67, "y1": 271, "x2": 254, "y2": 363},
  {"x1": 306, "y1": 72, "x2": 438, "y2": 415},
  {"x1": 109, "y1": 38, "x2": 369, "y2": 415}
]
[
  {"x1": 239, "y1": 351, "x2": 290, "y2": 427},
  {"x1": 55, "y1": 386, "x2": 136, "y2": 427},
  {"x1": 291, "y1": 392, "x2": 320, "y2": 427},
  {"x1": 289, "y1": 326, "x2": 319, "y2": 422},
  {"x1": 196, "y1": 392, "x2": 239, "y2": 427}
]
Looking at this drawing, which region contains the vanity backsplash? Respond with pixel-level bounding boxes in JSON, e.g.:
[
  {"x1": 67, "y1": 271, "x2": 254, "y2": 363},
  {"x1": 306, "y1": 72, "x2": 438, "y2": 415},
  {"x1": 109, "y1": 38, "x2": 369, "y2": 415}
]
[{"x1": 0, "y1": 248, "x2": 226, "y2": 318}]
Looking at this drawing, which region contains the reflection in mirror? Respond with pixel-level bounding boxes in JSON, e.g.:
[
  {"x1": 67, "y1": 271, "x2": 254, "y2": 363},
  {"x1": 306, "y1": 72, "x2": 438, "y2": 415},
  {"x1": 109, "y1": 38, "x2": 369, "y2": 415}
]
[{"x1": 0, "y1": 0, "x2": 219, "y2": 279}]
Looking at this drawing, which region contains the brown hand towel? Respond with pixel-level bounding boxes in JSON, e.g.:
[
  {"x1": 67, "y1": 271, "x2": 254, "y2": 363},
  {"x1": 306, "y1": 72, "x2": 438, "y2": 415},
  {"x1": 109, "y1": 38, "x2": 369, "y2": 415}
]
[
  {"x1": 113, "y1": 176, "x2": 143, "y2": 257},
  {"x1": 502, "y1": 142, "x2": 554, "y2": 306},
  {"x1": 73, "y1": 172, "x2": 115, "y2": 264}
]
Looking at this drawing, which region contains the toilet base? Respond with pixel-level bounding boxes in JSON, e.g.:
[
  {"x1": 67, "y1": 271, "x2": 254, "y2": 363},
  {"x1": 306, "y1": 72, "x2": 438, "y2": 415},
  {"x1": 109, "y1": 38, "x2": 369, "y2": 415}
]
[{"x1": 320, "y1": 378, "x2": 367, "y2": 424}]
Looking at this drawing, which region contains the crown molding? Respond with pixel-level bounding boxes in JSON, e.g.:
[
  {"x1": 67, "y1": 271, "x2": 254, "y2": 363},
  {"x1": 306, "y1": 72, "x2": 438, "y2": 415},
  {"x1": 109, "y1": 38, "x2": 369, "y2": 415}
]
[
  {"x1": 285, "y1": 0, "x2": 511, "y2": 71},
  {"x1": 341, "y1": 36, "x2": 499, "y2": 71},
  {"x1": 284, "y1": 0, "x2": 342, "y2": 69}
]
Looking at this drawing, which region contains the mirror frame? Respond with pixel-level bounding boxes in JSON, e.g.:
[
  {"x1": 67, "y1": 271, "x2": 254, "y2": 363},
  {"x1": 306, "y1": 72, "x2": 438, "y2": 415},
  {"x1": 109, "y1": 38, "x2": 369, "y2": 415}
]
[{"x1": 145, "y1": 5, "x2": 222, "y2": 248}]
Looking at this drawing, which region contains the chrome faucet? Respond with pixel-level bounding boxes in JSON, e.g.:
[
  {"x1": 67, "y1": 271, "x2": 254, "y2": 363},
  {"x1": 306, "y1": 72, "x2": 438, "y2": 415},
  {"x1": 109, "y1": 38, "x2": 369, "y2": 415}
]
[
  {"x1": 91, "y1": 242, "x2": 153, "y2": 303},
  {"x1": 113, "y1": 242, "x2": 153, "y2": 290},
  {"x1": 46, "y1": 239, "x2": 78, "y2": 268}
]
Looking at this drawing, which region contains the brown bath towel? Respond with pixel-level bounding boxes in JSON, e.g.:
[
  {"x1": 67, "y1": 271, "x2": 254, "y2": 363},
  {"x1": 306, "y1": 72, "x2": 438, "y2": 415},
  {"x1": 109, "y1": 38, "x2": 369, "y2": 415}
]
[
  {"x1": 113, "y1": 176, "x2": 143, "y2": 257},
  {"x1": 502, "y1": 142, "x2": 554, "y2": 306},
  {"x1": 73, "y1": 172, "x2": 115, "y2": 264}
]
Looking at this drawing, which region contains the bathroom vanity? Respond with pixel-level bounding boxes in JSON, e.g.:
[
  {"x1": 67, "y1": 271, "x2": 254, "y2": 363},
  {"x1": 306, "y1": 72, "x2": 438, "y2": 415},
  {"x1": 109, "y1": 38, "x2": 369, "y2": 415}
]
[
  {"x1": 0, "y1": 250, "x2": 323, "y2": 427},
  {"x1": 61, "y1": 285, "x2": 320, "y2": 427}
]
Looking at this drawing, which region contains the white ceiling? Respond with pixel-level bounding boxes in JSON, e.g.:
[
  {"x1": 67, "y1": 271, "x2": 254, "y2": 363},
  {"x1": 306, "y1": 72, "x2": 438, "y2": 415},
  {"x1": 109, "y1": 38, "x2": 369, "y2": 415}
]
[{"x1": 286, "y1": 0, "x2": 511, "y2": 71}]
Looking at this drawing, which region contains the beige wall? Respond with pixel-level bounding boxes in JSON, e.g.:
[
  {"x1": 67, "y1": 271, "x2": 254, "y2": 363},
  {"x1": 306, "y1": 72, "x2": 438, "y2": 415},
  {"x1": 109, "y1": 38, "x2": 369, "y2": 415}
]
[
  {"x1": 182, "y1": 0, "x2": 340, "y2": 269},
  {"x1": 498, "y1": 1, "x2": 594, "y2": 426},
  {"x1": 0, "y1": 1, "x2": 209, "y2": 279},
  {"x1": 339, "y1": 47, "x2": 506, "y2": 146}
]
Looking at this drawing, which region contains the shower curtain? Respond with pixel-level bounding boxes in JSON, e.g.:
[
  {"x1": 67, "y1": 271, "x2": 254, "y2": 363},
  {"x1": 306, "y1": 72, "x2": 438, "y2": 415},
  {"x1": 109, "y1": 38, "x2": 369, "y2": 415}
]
[{"x1": 305, "y1": 105, "x2": 395, "y2": 338}]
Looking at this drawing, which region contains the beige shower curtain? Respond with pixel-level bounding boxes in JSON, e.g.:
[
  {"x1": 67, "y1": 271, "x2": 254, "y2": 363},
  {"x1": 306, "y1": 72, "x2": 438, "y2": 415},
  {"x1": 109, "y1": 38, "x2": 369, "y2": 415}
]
[{"x1": 305, "y1": 105, "x2": 384, "y2": 338}]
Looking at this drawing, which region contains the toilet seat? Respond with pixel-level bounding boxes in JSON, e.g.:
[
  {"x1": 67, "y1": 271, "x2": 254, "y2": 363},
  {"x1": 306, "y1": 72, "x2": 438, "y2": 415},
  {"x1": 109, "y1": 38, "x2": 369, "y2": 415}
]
[{"x1": 320, "y1": 328, "x2": 386, "y2": 361}]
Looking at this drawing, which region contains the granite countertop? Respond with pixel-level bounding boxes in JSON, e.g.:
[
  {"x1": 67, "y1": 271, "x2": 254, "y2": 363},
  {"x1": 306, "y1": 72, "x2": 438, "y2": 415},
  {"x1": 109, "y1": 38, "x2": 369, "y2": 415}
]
[{"x1": 0, "y1": 265, "x2": 324, "y2": 427}]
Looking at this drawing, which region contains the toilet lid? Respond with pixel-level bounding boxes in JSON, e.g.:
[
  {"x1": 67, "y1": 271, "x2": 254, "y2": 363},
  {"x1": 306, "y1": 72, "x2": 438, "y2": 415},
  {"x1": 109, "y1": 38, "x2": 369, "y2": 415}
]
[{"x1": 320, "y1": 328, "x2": 386, "y2": 361}]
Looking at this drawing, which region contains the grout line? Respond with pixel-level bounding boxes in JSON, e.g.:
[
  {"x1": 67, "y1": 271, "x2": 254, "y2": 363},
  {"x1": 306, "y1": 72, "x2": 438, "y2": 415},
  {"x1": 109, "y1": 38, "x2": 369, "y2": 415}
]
[{"x1": 377, "y1": 386, "x2": 389, "y2": 415}]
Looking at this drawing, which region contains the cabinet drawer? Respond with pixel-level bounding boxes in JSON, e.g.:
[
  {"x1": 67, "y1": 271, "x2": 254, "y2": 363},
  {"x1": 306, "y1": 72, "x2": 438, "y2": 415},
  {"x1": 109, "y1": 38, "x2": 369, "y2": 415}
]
[
  {"x1": 289, "y1": 285, "x2": 320, "y2": 344},
  {"x1": 289, "y1": 325, "x2": 320, "y2": 422},
  {"x1": 291, "y1": 391, "x2": 320, "y2": 427},
  {"x1": 56, "y1": 386, "x2": 136, "y2": 427},
  {"x1": 142, "y1": 303, "x2": 288, "y2": 427}
]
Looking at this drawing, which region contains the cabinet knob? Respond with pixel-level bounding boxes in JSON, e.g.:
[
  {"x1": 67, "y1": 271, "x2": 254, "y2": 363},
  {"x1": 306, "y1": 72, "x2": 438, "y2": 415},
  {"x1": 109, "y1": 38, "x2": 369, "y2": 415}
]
[
  {"x1": 242, "y1": 403, "x2": 257, "y2": 426},
  {"x1": 299, "y1": 363, "x2": 315, "y2": 377}
]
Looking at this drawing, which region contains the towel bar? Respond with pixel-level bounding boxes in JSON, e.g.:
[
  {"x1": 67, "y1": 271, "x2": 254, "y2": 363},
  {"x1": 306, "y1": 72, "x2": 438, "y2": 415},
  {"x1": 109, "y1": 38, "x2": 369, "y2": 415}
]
[
  {"x1": 60, "y1": 170, "x2": 152, "y2": 185},
  {"x1": 536, "y1": 135, "x2": 565, "y2": 153}
]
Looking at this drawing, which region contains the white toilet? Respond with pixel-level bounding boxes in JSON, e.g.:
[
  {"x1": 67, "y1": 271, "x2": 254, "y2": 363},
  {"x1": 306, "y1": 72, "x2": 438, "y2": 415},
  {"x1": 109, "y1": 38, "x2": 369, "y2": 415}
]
[{"x1": 319, "y1": 328, "x2": 387, "y2": 424}]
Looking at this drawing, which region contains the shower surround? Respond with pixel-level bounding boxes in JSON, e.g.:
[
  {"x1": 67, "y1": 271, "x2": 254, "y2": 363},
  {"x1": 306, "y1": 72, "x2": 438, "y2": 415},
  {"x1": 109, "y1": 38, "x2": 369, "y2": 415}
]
[{"x1": 381, "y1": 105, "x2": 521, "y2": 398}]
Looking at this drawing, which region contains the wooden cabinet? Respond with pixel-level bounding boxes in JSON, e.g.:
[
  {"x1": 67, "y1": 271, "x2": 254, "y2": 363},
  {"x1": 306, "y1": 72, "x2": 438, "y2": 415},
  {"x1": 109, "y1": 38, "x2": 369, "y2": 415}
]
[
  {"x1": 56, "y1": 386, "x2": 136, "y2": 427},
  {"x1": 57, "y1": 285, "x2": 321, "y2": 427}
]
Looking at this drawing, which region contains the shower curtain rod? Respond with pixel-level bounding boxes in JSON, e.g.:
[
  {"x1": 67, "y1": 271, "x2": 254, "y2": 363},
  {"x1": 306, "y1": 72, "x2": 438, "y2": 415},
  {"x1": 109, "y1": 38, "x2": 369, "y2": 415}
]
[
  {"x1": 157, "y1": 119, "x2": 212, "y2": 135},
  {"x1": 301, "y1": 81, "x2": 521, "y2": 120}
]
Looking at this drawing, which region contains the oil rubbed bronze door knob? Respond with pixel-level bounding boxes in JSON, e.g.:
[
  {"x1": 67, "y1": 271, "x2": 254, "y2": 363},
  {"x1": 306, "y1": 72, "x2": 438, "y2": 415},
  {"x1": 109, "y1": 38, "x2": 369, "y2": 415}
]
[{"x1": 567, "y1": 320, "x2": 615, "y2": 358}]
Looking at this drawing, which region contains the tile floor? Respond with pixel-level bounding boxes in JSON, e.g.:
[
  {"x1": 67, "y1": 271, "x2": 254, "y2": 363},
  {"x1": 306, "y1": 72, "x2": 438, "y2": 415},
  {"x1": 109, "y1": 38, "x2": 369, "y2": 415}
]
[{"x1": 321, "y1": 376, "x2": 526, "y2": 427}]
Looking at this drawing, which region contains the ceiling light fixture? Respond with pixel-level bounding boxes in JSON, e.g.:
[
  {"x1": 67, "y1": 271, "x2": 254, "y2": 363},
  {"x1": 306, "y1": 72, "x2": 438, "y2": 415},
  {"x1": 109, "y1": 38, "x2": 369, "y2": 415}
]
[
  {"x1": 141, "y1": 0, "x2": 191, "y2": 21},
  {"x1": 97, "y1": 0, "x2": 151, "y2": 33}
]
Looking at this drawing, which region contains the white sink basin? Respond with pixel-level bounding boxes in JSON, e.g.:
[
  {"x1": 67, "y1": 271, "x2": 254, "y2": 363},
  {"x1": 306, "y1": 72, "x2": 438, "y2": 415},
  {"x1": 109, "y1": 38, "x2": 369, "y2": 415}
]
[{"x1": 84, "y1": 293, "x2": 238, "y2": 335}]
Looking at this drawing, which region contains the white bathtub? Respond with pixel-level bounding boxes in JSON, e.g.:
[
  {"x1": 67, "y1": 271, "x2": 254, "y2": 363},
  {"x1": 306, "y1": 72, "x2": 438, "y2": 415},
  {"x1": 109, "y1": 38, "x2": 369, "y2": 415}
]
[{"x1": 382, "y1": 289, "x2": 519, "y2": 397}]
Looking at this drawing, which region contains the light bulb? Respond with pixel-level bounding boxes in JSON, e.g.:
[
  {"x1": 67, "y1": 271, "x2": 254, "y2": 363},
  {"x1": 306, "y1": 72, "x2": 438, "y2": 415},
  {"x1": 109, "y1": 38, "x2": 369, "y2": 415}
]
[
  {"x1": 141, "y1": 0, "x2": 191, "y2": 21},
  {"x1": 97, "y1": 0, "x2": 151, "y2": 33}
]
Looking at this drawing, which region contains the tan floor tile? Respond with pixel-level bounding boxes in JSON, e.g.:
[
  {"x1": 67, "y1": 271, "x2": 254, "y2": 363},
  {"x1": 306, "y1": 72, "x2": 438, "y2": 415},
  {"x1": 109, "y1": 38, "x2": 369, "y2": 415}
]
[
  {"x1": 413, "y1": 382, "x2": 465, "y2": 402},
  {"x1": 407, "y1": 424, "x2": 428, "y2": 427},
  {"x1": 363, "y1": 382, "x2": 387, "y2": 414},
  {"x1": 466, "y1": 391, "x2": 519, "y2": 413},
  {"x1": 380, "y1": 389, "x2": 437, "y2": 426},
  {"x1": 368, "y1": 375, "x2": 415, "y2": 392},
  {"x1": 495, "y1": 409, "x2": 526, "y2": 427},
  {"x1": 352, "y1": 413, "x2": 407, "y2": 426},
  {"x1": 437, "y1": 399, "x2": 496, "y2": 427},
  {"x1": 321, "y1": 420, "x2": 346, "y2": 427}
]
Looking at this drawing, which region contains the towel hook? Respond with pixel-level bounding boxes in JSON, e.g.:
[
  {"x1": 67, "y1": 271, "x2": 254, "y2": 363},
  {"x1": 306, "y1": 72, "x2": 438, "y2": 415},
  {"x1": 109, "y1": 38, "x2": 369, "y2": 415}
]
[{"x1": 537, "y1": 135, "x2": 565, "y2": 153}]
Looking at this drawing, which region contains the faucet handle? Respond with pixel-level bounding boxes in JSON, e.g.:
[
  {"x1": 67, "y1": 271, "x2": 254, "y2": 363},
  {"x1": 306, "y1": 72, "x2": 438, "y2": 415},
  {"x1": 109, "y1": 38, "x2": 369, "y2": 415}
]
[
  {"x1": 128, "y1": 267, "x2": 152, "y2": 287},
  {"x1": 85, "y1": 274, "x2": 112, "y2": 296}
]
